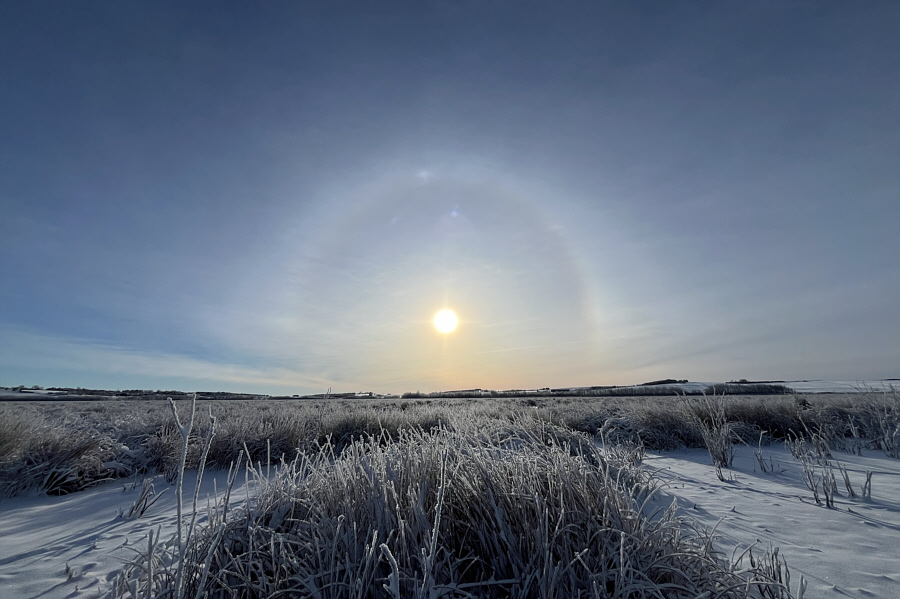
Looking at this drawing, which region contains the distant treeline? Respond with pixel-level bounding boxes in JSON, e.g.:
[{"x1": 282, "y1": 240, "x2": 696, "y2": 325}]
[
  {"x1": 21, "y1": 388, "x2": 268, "y2": 401},
  {"x1": 6, "y1": 381, "x2": 793, "y2": 402},
  {"x1": 401, "y1": 382, "x2": 792, "y2": 399},
  {"x1": 45, "y1": 387, "x2": 190, "y2": 396}
]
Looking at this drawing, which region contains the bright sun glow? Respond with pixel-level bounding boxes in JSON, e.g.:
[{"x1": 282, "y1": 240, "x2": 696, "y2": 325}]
[{"x1": 433, "y1": 309, "x2": 458, "y2": 333}]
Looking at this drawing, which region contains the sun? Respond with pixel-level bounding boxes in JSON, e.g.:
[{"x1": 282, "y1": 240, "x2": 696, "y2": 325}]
[{"x1": 433, "y1": 309, "x2": 458, "y2": 333}]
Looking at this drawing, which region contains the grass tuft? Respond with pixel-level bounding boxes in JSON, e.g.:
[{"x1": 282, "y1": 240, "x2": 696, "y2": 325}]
[{"x1": 108, "y1": 417, "x2": 794, "y2": 598}]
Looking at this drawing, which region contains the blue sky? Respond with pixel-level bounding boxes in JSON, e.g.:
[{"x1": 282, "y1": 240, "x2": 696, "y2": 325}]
[{"x1": 1, "y1": 2, "x2": 898, "y2": 394}]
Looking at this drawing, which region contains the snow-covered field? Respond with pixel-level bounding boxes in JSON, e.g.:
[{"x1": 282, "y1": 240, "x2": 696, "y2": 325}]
[
  {"x1": 783, "y1": 381, "x2": 899, "y2": 394},
  {"x1": 612, "y1": 380, "x2": 899, "y2": 395},
  {"x1": 0, "y1": 470, "x2": 252, "y2": 599},
  {"x1": 647, "y1": 445, "x2": 900, "y2": 598},
  {"x1": 2, "y1": 442, "x2": 897, "y2": 598}
]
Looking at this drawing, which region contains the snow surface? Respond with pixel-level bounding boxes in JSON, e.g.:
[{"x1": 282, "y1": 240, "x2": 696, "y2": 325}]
[
  {"x1": 1, "y1": 445, "x2": 898, "y2": 598},
  {"x1": 0, "y1": 470, "x2": 250, "y2": 599},
  {"x1": 783, "y1": 381, "x2": 899, "y2": 394},
  {"x1": 646, "y1": 444, "x2": 900, "y2": 598}
]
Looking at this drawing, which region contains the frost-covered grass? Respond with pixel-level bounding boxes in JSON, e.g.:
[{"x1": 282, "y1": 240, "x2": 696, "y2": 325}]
[
  {"x1": 3, "y1": 392, "x2": 899, "y2": 597},
  {"x1": 0, "y1": 399, "x2": 455, "y2": 498},
  {"x1": 106, "y1": 403, "x2": 794, "y2": 598},
  {"x1": 1, "y1": 391, "x2": 897, "y2": 500}
]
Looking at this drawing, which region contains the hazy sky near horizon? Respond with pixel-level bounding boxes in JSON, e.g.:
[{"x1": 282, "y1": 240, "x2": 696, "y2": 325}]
[{"x1": 1, "y1": 2, "x2": 898, "y2": 394}]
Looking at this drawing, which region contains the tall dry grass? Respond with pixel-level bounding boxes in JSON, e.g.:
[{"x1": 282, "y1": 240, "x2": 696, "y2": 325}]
[
  {"x1": 2, "y1": 390, "x2": 897, "y2": 500},
  {"x1": 107, "y1": 409, "x2": 795, "y2": 598}
]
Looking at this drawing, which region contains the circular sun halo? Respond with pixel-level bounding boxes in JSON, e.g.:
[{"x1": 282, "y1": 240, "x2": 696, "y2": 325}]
[{"x1": 433, "y1": 309, "x2": 458, "y2": 333}]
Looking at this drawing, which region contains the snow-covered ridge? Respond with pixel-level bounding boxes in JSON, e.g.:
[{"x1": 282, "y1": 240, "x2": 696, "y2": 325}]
[
  {"x1": 782, "y1": 380, "x2": 898, "y2": 393},
  {"x1": 598, "y1": 380, "x2": 898, "y2": 395}
]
